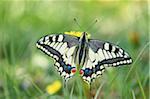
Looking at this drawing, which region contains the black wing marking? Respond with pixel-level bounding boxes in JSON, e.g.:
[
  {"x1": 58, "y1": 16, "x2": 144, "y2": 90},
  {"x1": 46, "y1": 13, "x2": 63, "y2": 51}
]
[{"x1": 36, "y1": 34, "x2": 79, "y2": 81}]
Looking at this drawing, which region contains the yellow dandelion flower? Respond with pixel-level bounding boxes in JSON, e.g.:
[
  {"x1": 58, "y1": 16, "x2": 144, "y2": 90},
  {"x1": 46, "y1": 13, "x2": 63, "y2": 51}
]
[
  {"x1": 46, "y1": 80, "x2": 62, "y2": 95},
  {"x1": 64, "y1": 31, "x2": 91, "y2": 38}
]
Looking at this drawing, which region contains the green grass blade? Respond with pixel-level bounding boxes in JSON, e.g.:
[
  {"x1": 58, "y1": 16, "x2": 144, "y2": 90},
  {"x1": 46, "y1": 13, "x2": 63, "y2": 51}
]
[
  {"x1": 69, "y1": 83, "x2": 74, "y2": 99},
  {"x1": 136, "y1": 72, "x2": 146, "y2": 99},
  {"x1": 131, "y1": 90, "x2": 136, "y2": 99},
  {"x1": 125, "y1": 42, "x2": 150, "y2": 81}
]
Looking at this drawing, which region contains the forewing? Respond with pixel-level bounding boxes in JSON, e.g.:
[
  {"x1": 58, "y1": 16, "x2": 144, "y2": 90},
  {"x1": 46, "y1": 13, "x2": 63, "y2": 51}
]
[
  {"x1": 36, "y1": 34, "x2": 79, "y2": 81},
  {"x1": 81, "y1": 40, "x2": 132, "y2": 84}
]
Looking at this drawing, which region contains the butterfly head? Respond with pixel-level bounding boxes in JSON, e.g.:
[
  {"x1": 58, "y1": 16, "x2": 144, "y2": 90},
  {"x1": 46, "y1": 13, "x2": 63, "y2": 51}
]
[{"x1": 79, "y1": 32, "x2": 89, "y2": 43}]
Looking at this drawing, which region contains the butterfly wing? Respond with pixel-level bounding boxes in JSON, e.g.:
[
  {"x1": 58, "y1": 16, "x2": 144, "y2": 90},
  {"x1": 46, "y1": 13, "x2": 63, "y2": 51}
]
[
  {"x1": 81, "y1": 40, "x2": 132, "y2": 84},
  {"x1": 36, "y1": 34, "x2": 79, "y2": 81}
]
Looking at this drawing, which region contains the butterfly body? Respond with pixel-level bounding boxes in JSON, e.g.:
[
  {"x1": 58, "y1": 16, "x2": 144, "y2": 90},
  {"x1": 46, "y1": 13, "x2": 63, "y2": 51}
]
[
  {"x1": 75, "y1": 32, "x2": 88, "y2": 66},
  {"x1": 36, "y1": 31, "x2": 132, "y2": 84}
]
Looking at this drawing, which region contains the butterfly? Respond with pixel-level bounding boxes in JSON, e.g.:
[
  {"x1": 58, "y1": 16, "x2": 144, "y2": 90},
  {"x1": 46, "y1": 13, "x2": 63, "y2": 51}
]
[{"x1": 36, "y1": 31, "x2": 132, "y2": 84}]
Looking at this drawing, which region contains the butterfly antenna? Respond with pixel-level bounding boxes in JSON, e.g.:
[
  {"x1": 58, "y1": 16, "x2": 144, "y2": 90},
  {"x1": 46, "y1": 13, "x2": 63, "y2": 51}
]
[
  {"x1": 73, "y1": 18, "x2": 83, "y2": 30},
  {"x1": 85, "y1": 19, "x2": 99, "y2": 32}
]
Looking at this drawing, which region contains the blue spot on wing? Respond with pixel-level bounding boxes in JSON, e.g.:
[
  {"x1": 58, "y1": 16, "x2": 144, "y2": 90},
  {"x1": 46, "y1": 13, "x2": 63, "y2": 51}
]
[
  {"x1": 83, "y1": 68, "x2": 93, "y2": 77},
  {"x1": 63, "y1": 64, "x2": 74, "y2": 74}
]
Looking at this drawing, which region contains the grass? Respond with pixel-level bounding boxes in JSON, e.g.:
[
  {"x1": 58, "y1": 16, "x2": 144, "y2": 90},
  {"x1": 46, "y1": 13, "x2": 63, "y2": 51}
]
[{"x1": 0, "y1": 0, "x2": 149, "y2": 99}]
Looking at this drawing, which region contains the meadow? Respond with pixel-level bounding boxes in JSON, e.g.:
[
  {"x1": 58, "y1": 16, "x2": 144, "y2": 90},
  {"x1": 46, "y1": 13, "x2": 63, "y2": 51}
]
[{"x1": 0, "y1": 0, "x2": 149, "y2": 99}]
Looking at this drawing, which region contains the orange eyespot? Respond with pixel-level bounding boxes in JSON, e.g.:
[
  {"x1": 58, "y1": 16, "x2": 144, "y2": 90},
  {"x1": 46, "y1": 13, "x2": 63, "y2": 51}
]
[
  {"x1": 80, "y1": 70, "x2": 84, "y2": 75},
  {"x1": 71, "y1": 68, "x2": 76, "y2": 73}
]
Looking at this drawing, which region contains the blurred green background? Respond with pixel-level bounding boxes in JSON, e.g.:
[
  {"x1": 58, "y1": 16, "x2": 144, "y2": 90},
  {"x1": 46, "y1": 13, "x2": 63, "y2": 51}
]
[{"x1": 0, "y1": 0, "x2": 149, "y2": 99}]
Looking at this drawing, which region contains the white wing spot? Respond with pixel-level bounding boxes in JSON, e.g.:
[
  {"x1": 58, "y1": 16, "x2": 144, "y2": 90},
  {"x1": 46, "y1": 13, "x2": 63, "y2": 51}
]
[
  {"x1": 47, "y1": 51, "x2": 50, "y2": 55},
  {"x1": 50, "y1": 53, "x2": 53, "y2": 57},
  {"x1": 62, "y1": 55, "x2": 67, "y2": 62},
  {"x1": 112, "y1": 46, "x2": 116, "y2": 52},
  {"x1": 53, "y1": 55, "x2": 59, "y2": 60},
  {"x1": 92, "y1": 74, "x2": 96, "y2": 78},
  {"x1": 52, "y1": 36, "x2": 56, "y2": 41},
  {"x1": 124, "y1": 55, "x2": 128, "y2": 58},
  {"x1": 104, "y1": 43, "x2": 109, "y2": 50},
  {"x1": 83, "y1": 76, "x2": 86, "y2": 80},
  {"x1": 55, "y1": 62, "x2": 60, "y2": 67},
  {"x1": 96, "y1": 71, "x2": 102, "y2": 75},
  {"x1": 58, "y1": 35, "x2": 63, "y2": 42},
  {"x1": 39, "y1": 38, "x2": 44, "y2": 44},
  {"x1": 117, "y1": 62, "x2": 120, "y2": 65},
  {"x1": 120, "y1": 61, "x2": 123, "y2": 64},
  {"x1": 123, "y1": 60, "x2": 127, "y2": 64},
  {"x1": 102, "y1": 69, "x2": 105, "y2": 72},
  {"x1": 119, "y1": 48, "x2": 124, "y2": 53},
  {"x1": 86, "y1": 77, "x2": 91, "y2": 82},
  {"x1": 59, "y1": 67, "x2": 63, "y2": 72},
  {"x1": 65, "y1": 74, "x2": 70, "y2": 79},
  {"x1": 129, "y1": 59, "x2": 132, "y2": 63},
  {"x1": 61, "y1": 72, "x2": 66, "y2": 77},
  {"x1": 113, "y1": 63, "x2": 117, "y2": 66},
  {"x1": 127, "y1": 60, "x2": 130, "y2": 63},
  {"x1": 104, "y1": 64, "x2": 108, "y2": 67},
  {"x1": 45, "y1": 36, "x2": 49, "y2": 41},
  {"x1": 100, "y1": 65, "x2": 104, "y2": 69},
  {"x1": 36, "y1": 43, "x2": 40, "y2": 48}
]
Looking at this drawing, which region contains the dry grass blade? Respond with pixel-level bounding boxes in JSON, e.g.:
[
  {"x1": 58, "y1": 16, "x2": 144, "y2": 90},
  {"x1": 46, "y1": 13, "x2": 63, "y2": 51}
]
[{"x1": 94, "y1": 81, "x2": 105, "y2": 99}]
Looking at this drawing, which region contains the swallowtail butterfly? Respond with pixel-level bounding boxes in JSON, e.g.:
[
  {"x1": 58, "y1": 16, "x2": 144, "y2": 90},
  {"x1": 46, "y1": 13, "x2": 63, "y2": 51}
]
[{"x1": 36, "y1": 31, "x2": 132, "y2": 84}]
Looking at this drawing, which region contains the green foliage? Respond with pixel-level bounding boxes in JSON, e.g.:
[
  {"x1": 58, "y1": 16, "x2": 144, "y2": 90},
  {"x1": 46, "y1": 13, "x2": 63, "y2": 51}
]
[{"x1": 0, "y1": 0, "x2": 148, "y2": 99}]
